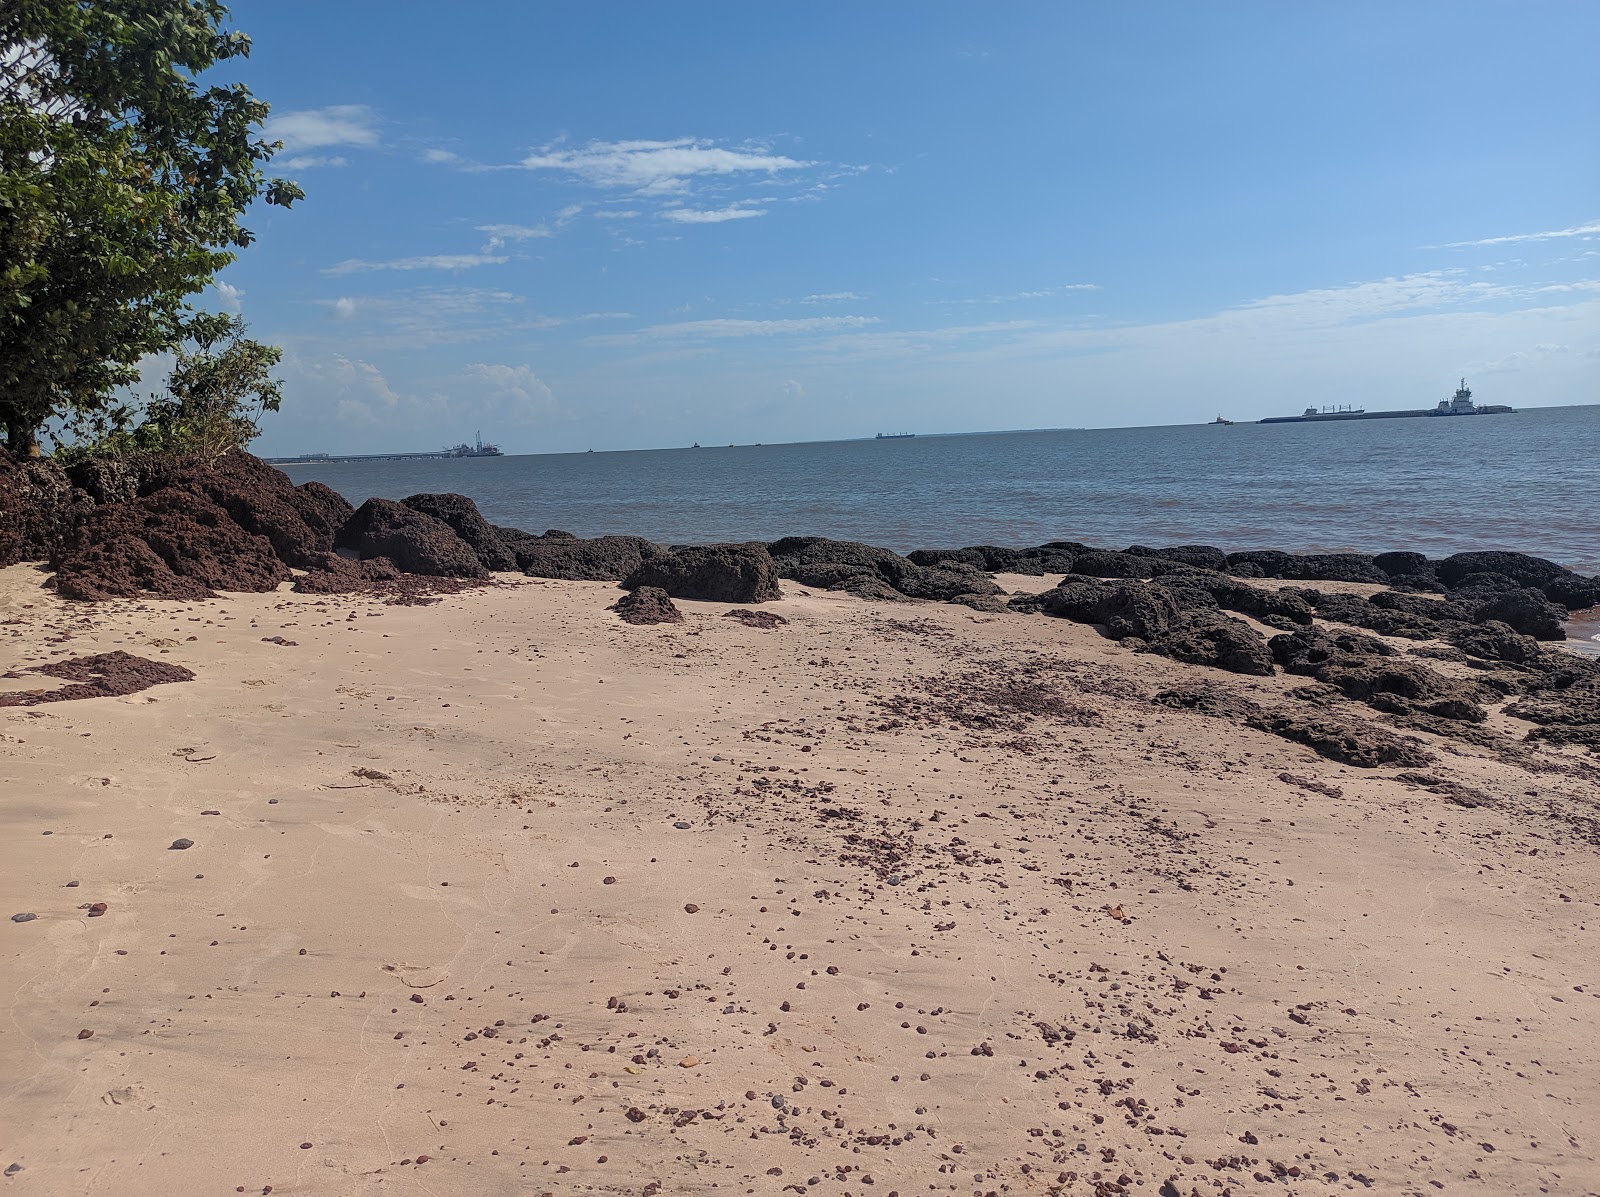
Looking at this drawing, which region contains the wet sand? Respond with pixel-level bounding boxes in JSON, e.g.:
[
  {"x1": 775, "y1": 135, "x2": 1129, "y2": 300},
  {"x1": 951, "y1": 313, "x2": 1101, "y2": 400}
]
[{"x1": 3, "y1": 566, "x2": 1597, "y2": 1196}]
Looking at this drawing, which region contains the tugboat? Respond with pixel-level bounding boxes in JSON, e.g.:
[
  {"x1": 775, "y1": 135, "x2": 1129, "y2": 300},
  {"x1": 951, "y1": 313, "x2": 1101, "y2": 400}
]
[
  {"x1": 1429, "y1": 378, "x2": 1514, "y2": 416},
  {"x1": 1212, "y1": 415, "x2": 1235, "y2": 425},
  {"x1": 443, "y1": 431, "x2": 502, "y2": 457}
]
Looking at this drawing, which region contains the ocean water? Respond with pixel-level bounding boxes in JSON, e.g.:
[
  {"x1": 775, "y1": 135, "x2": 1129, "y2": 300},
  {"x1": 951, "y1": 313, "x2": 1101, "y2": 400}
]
[{"x1": 281, "y1": 404, "x2": 1600, "y2": 574}]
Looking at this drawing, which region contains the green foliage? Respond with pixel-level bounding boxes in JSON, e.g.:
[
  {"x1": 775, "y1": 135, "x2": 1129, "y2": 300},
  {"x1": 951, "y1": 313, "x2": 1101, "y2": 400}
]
[
  {"x1": 54, "y1": 315, "x2": 282, "y2": 463},
  {"x1": 0, "y1": 0, "x2": 301, "y2": 455}
]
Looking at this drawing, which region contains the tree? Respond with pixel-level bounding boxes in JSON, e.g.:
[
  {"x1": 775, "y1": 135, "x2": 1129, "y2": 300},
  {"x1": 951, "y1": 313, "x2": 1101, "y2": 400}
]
[{"x1": 0, "y1": 0, "x2": 301, "y2": 456}]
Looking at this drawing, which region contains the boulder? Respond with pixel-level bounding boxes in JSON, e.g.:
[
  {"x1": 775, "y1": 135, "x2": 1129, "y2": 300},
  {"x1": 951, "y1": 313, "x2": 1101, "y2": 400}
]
[
  {"x1": 1039, "y1": 580, "x2": 1183, "y2": 641},
  {"x1": 1126, "y1": 544, "x2": 1229, "y2": 571},
  {"x1": 1448, "y1": 620, "x2": 1543, "y2": 664},
  {"x1": 1269, "y1": 627, "x2": 1396, "y2": 670},
  {"x1": 1543, "y1": 573, "x2": 1600, "y2": 612},
  {"x1": 768, "y1": 536, "x2": 905, "y2": 576},
  {"x1": 623, "y1": 542, "x2": 782, "y2": 603},
  {"x1": 883, "y1": 561, "x2": 1003, "y2": 601},
  {"x1": 1470, "y1": 587, "x2": 1567, "y2": 641},
  {"x1": 906, "y1": 547, "x2": 988, "y2": 570},
  {"x1": 1437, "y1": 551, "x2": 1570, "y2": 590},
  {"x1": 1149, "y1": 614, "x2": 1274, "y2": 675},
  {"x1": 335, "y1": 498, "x2": 488, "y2": 579},
  {"x1": 611, "y1": 586, "x2": 685, "y2": 625},
  {"x1": 402, "y1": 493, "x2": 517, "y2": 571},
  {"x1": 508, "y1": 533, "x2": 664, "y2": 581},
  {"x1": 1071, "y1": 550, "x2": 1182, "y2": 579},
  {"x1": 1374, "y1": 551, "x2": 1432, "y2": 579},
  {"x1": 829, "y1": 574, "x2": 913, "y2": 602}
]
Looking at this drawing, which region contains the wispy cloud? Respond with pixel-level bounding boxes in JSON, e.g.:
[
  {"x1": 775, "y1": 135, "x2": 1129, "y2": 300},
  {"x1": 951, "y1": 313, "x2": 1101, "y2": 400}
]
[
  {"x1": 586, "y1": 315, "x2": 878, "y2": 346},
  {"x1": 594, "y1": 209, "x2": 642, "y2": 220},
  {"x1": 799, "y1": 292, "x2": 864, "y2": 304},
  {"x1": 278, "y1": 154, "x2": 348, "y2": 171},
  {"x1": 420, "y1": 148, "x2": 459, "y2": 164},
  {"x1": 265, "y1": 105, "x2": 379, "y2": 153},
  {"x1": 212, "y1": 281, "x2": 244, "y2": 314},
  {"x1": 942, "y1": 284, "x2": 1100, "y2": 304},
  {"x1": 662, "y1": 204, "x2": 767, "y2": 224},
  {"x1": 464, "y1": 363, "x2": 560, "y2": 418},
  {"x1": 478, "y1": 206, "x2": 583, "y2": 249},
  {"x1": 518, "y1": 138, "x2": 810, "y2": 195},
  {"x1": 322, "y1": 253, "x2": 509, "y2": 276},
  {"x1": 1431, "y1": 220, "x2": 1600, "y2": 249}
]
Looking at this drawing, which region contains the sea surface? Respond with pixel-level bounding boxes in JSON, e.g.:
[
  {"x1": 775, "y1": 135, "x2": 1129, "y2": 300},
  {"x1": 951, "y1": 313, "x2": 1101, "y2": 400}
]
[{"x1": 283, "y1": 404, "x2": 1600, "y2": 574}]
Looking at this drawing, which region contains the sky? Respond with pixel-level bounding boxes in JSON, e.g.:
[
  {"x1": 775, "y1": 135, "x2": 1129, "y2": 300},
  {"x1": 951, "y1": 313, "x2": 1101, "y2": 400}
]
[{"x1": 204, "y1": 1, "x2": 1600, "y2": 456}]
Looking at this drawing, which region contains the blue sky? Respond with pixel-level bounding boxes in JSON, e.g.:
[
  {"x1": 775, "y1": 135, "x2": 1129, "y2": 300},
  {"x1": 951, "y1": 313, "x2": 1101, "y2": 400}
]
[{"x1": 212, "y1": 1, "x2": 1598, "y2": 455}]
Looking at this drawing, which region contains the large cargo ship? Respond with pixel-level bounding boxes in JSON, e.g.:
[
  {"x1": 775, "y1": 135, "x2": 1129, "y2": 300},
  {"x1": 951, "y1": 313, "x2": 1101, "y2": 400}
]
[{"x1": 1259, "y1": 380, "x2": 1513, "y2": 424}]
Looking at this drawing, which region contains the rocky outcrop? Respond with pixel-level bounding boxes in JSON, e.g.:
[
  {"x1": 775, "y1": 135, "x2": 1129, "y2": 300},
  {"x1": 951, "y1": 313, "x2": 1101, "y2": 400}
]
[
  {"x1": 1269, "y1": 628, "x2": 1484, "y2": 721},
  {"x1": 1468, "y1": 587, "x2": 1567, "y2": 641},
  {"x1": 507, "y1": 532, "x2": 664, "y2": 581},
  {"x1": 611, "y1": 586, "x2": 685, "y2": 625},
  {"x1": 1148, "y1": 614, "x2": 1274, "y2": 676},
  {"x1": 624, "y1": 542, "x2": 782, "y2": 603},
  {"x1": 335, "y1": 499, "x2": 488, "y2": 579},
  {"x1": 1152, "y1": 684, "x2": 1434, "y2": 767},
  {"x1": 1447, "y1": 620, "x2": 1542, "y2": 664},
  {"x1": 402, "y1": 493, "x2": 517, "y2": 571},
  {"x1": 771, "y1": 536, "x2": 1001, "y2": 603}
]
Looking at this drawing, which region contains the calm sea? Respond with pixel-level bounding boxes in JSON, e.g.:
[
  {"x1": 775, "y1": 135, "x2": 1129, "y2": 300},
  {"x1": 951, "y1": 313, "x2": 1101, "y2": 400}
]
[{"x1": 281, "y1": 405, "x2": 1600, "y2": 575}]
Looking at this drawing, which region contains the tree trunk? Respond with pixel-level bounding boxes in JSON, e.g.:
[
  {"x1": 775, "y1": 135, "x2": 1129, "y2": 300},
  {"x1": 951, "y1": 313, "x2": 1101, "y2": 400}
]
[{"x1": 5, "y1": 421, "x2": 42, "y2": 458}]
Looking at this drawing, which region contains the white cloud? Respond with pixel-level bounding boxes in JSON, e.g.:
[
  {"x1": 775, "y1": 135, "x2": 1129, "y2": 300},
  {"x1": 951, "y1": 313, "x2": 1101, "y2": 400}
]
[
  {"x1": 478, "y1": 222, "x2": 552, "y2": 250},
  {"x1": 332, "y1": 297, "x2": 358, "y2": 318},
  {"x1": 213, "y1": 281, "x2": 244, "y2": 313},
  {"x1": 421, "y1": 148, "x2": 459, "y2": 164},
  {"x1": 518, "y1": 138, "x2": 809, "y2": 194},
  {"x1": 265, "y1": 105, "x2": 379, "y2": 153},
  {"x1": 1432, "y1": 220, "x2": 1600, "y2": 249},
  {"x1": 662, "y1": 204, "x2": 767, "y2": 224},
  {"x1": 464, "y1": 363, "x2": 558, "y2": 418},
  {"x1": 799, "y1": 292, "x2": 864, "y2": 304},
  {"x1": 278, "y1": 154, "x2": 348, "y2": 170},
  {"x1": 594, "y1": 209, "x2": 642, "y2": 220},
  {"x1": 322, "y1": 253, "x2": 509, "y2": 276},
  {"x1": 782, "y1": 379, "x2": 805, "y2": 400}
]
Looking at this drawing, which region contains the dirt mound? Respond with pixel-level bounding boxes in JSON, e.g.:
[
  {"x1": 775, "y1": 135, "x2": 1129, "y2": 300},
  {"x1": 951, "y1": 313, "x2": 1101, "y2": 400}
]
[
  {"x1": 611, "y1": 586, "x2": 685, "y2": 625},
  {"x1": 0, "y1": 651, "x2": 195, "y2": 707},
  {"x1": 0, "y1": 451, "x2": 95, "y2": 566}
]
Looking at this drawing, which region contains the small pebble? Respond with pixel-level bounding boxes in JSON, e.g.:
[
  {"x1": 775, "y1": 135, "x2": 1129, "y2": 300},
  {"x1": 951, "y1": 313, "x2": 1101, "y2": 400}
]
[
  {"x1": 169, "y1": 838, "x2": 194, "y2": 850},
  {"x1": 673, "y1": 821, "x2": 692, "y2": 830},
  {"x1": 684, "y1": 903, "x2": 700, "y2": 914},
  {"x1": 603, "y1": 876, "x2": 617, "y2": 885},
  {"x1": 11, "y1": 913, "x2": 37, "y2": 923},
  {"x1": 76, "y1": 1029, "x2": 93, "y2": 1040}
]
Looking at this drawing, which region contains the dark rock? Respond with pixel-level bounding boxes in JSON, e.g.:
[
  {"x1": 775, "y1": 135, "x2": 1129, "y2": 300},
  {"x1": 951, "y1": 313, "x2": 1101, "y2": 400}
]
[
  {"x1": 1258, "y1": 613, "x2": 1304, "y2": 632},
  {"x1": 724, "y1": 607, "x2": 789, "y2": 628},
  {"x1": 1269, "y1": 627, "x2": 1396, "y2": 669},
  {"x1": 1173, "y1": 574, "x2": 1316, "y2": 625},
  {"x1": 1039, "y1": 580, "x2": 1183, "y2": 641},
  {"x1": 1504, "y1": 656, "x2": 1600, "y2": 751},
  {"x1": 611, "y1": 586, "x2": 684, "y2": 625},
  {"x1": 1374, "y1": 551, "x2": 1431, "y2": 579},
  {"x1": 906, "y1": 547, "x2": 988, "y2": 570},
  {"x1": 1226, "y1": 549, "x2": 1292, "y2": 577},
  {"x1": 1542, "y1": 573, "x2": 1600, "y2": 611},
  {"x1": 1071, "y1": 550, "x2": 1190, "y2": 579},
  {"x1": 829, "y1": 574, "x2": 912, "y2": 602},
  {"x1": 402, "y1": 493, "x2": 517, "y2": 571},
  {"x1": 884, "y1": 561, "x2": 1003, "y2": 601},
  {"x1": 169, "y1": 838, "x2": 194, "y2": 850},
  {"x1": 336, "y1": 499, "x2": 488, "y2": 579},
  {"x1": 1470, "y1": 587, "x2": 1566, "y2": 641},
  {"x1": 624, "y1": 542, "x2": 781, "y2": 603},
  {"x1": 1127, "y1": 544, "x2": 1229, "y2": 571},
  {"x1": 1244, "y1": 708, "x2": 1435, "y2": 768},
  {"x1": 789, "y1": 561, "x2": 882, "y2": 590},
  {"x1": 949, "y1": 592, "x2": 1010, "y2": 613},
  {"x1": 1448, "y1": 570, "x2": 1526, "y2": 598},
  {"x1": 1448, "y1": 620, "x2": 1543, "y2": 664},
  {"x1": 511, "y1": 533, "x2": 665, "y2": 581},
  {"x1": 768, "y1": 536, "x2": 905, "y2": 576},
  {"x1": 1437, "y1": 550, "x2": 1570, "y2": 590},
  {"x1": 1149, "y1": 614, "x2": 1274, "y2": 675},
  {"x1": 1385, "y1": 572, "x2": 1448, "y2": 594}
]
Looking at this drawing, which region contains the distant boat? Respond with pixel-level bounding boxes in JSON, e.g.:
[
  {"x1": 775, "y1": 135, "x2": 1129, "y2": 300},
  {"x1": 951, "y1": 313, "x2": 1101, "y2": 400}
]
[
  {"x1": 443, "y1": 431, "x2": 502, "y2": 457},
  {"x1": 1212, "y1": 415, "x2": 1235, "y2": 425},
  {"x1": 1260, "y1": 379, "x2": 1515, "y2": 424},
  {"x1": 691, "y1": 442, "x2": 701, "y2": 449},
  {"x1": 876, "y1": 432, "x2": 915, "y2": 440}
]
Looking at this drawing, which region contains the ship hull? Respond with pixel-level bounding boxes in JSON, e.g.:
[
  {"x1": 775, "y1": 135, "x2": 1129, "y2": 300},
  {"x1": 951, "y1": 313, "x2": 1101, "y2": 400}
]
[{"x1": 1259, "y1": 409, "x2": 1514, "y2": 424}]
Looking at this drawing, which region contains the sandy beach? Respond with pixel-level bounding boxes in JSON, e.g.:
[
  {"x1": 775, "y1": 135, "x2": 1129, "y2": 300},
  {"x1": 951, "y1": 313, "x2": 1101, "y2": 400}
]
[{"x1": 4, "y1": 565, "x2": 1597, "y2": 1197}]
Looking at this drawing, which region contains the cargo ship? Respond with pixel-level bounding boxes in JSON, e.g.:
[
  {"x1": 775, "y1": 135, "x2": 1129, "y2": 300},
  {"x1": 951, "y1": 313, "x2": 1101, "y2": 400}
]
[
  {"x1": 1260, "y1": 380, "x2": 1513, "y2": 424},
  {"x1": 443, "y1": 432, "x2": 502, "y2": 457},
  {"x1": 875, "y1": 432, "x2": 915, "y2": 440}
]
